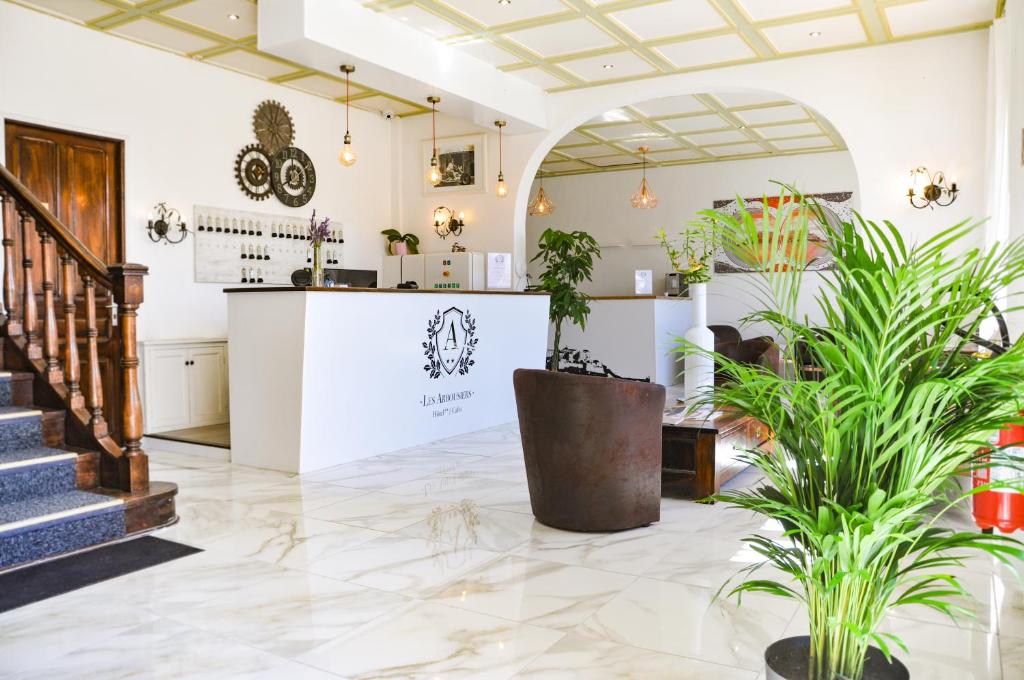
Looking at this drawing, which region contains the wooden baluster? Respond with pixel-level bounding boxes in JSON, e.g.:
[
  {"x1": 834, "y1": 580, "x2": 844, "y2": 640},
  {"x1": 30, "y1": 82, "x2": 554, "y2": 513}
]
[
  {"x1": 82, "y1": 275, "x2": 107, "y2": 438},
  {"x1": 108, "y1": 264, "x2": 148, "y2": 492},
  {"x1": 0, "y1": 192, "x2": 20, "y2": 336},
  {"x1": 61, "y1": 253, "x2": 82, "y2": 409},
  {"x1": 37, "y1": 228, "x2": 62, "y2": 383},
  {"x1": 19, "y1": 209, "x2": 40, "y2": 360}
]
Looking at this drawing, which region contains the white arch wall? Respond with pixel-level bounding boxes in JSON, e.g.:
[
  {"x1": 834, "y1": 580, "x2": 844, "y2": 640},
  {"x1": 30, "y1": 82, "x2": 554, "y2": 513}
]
[{"x1": 508, "y1": 29, "x2": 991, "y2": 275}]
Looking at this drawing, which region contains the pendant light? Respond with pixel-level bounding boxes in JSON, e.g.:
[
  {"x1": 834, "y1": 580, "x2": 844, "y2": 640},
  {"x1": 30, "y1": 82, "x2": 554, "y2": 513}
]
[
  {"x1": 630, "y1": 146, "x2": 658, "y2": 209},
  {"x1": 494, "y1": 120, "x2": 508, "y2": 198},
  {"x1": 427, "y1": 96, "x2": 442, "y2": 186},
  {"x1": 528, "y1": 172, "x2": 555, "y2": 216},
  {"x1": 338, "y1": 65, "x2": 357, "y2": 167}
]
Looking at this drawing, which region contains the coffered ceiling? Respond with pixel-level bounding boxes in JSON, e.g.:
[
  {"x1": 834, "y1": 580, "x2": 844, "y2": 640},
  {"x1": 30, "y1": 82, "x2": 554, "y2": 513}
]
[
  {"x1": 7, "y1": 0, "x2": 431, "y2": 117},
  {"x1": 362, "y1": 0, "x2": 999, "y2": 92},
  {"x1": 542, "y1": 91, "x2": 847, "y2": 175}
]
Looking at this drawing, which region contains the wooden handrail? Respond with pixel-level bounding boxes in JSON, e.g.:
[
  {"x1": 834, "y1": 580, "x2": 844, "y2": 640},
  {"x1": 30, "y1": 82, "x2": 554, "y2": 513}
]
[
  {"x1": 0, "y1": 164, "x2": 111, "y2": 288},
  {"x1": 0, "y1": 162, "x2": 149, "y2": 493}
]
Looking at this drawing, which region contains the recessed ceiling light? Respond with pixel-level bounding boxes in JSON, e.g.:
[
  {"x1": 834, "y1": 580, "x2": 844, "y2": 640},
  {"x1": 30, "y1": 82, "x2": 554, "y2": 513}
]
[
  {"x1": 602, "y1": 64, "x2": 614, "y2": 70},
  {"x1": 228, "y1": 13, "x2": 240, "y2": 21},
  {"x1": 498, "y1": 0, "x2": 512, "y2": 5},
  {"x1": 809, "y1": 30, "x2": 822, "y2": 38}
]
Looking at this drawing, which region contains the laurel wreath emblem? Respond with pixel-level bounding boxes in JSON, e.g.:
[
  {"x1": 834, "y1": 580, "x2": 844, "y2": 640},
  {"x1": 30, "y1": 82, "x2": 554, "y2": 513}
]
[{"x1": 423, "y1": 309, "x2": 478, "y2": 379}]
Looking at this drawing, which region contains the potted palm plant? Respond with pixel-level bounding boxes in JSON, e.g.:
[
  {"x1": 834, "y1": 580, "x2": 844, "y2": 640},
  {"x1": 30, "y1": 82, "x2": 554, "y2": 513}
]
[
  {"x1": 682, "y1": 189, "x2": 1024, "y2": 679},
  {"x1": 514, "y1": 228, "x2": 665, "y2": 532}
]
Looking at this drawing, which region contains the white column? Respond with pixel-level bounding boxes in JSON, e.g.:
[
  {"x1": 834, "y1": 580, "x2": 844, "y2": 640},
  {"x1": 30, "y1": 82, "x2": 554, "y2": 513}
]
[{"x1": 683, "y1": 282, "x2": 714, "y2": 404}]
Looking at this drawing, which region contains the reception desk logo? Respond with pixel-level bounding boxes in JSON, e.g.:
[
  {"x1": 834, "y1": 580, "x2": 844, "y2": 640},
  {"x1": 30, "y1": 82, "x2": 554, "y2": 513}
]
[{"x1": 424, "y1": 307, "x2": 478, "y2": 378}]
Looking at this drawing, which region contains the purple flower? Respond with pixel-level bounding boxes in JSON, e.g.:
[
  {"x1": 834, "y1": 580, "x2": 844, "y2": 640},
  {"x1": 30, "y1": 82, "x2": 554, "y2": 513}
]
[{"x1": 308, "y1": 210, "x2": 332, "y2": 245}]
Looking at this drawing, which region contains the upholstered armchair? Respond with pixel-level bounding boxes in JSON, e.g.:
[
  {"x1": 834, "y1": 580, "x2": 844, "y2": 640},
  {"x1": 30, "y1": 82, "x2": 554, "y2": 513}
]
[{"x1": 709, "y1": 325, "x2": 781, "y2": 382}]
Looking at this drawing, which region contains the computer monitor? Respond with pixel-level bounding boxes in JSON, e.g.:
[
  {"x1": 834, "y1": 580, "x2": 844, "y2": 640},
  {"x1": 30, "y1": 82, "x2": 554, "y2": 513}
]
[{"x1": 326, "y1": 268, "x2": 377, "y2": 288}]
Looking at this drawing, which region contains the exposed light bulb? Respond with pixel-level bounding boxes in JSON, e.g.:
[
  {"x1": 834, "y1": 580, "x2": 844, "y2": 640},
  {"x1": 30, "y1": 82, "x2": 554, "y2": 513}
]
[
  {"x1": 496, "y1": 173, "x2": 509, "y2": 198},
  {"x1": 339, "y1": 133, "x2": 357, "y2": 167},
  {"x1": 429, "y1": 156, "x2": 441, "y2": 186}
]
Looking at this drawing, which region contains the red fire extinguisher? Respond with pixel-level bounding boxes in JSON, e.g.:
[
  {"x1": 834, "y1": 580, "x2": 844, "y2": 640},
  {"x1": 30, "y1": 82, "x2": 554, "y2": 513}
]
[{"x1": 974, "y1": 421, "x2": 1024, "y2": 534}]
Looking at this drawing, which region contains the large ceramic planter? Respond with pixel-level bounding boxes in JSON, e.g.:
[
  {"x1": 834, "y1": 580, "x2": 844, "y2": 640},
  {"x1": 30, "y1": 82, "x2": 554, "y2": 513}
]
[
  {"x1": 512, "y1": 368, "x2": 665, "y2": 532},
  {"x1": 683, "y1": 282, "x2": 714, "y2": 404},
  {"x1": 765, "y1": 637, "x2": 909, "y2": 680}
]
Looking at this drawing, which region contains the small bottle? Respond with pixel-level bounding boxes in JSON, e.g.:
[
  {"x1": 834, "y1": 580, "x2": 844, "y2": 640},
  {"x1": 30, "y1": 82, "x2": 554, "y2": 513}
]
[
  {"x1": 197, "y1": 215, "x2": 205, "y2": 232},
  {"x1": 248, "y1": 267, "x2": 256, "y2": 282},
  {"x1": 215, "y1": 217, "x2": 223, "y2": 233},
  {"x1": 241, "y1": 267, "x2": 248, "y2": 283},
  {"x1": 256, "y1": 220, "x2": 263, "y2": 236},
  {"x1": 256, "y1": 268, "x2": 264, "y2": 284},
  {"x1": 256, "y1": 246, "x2": 263, "y2": 261},
  {"x1": 240, "y1": 244, "x2": 246, "y2": 259},
  {"x1": 271, "y1": 222, "x2": 278, "y2": 238},
  {"x1": 232, "y1": 218, "x2": 239, "y2": 235},
  {"x1": 247, "y1": 244, "x2": 255, "y2": 260},
  {"x1": 248, "y1": 220, "x2": 255, "y2": 236},
  {"x1": 286, "y1": 225, "x2": 292, "y2": 239},
  {"x1": 264, "y1": 248, "x2": 271, "y2": 261}
]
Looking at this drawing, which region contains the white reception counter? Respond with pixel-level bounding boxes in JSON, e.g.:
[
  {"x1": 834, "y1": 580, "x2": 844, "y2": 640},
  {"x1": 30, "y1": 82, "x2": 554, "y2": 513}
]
[{"x1": 225, "y1": 287, "x2": 550, "y2": 473}]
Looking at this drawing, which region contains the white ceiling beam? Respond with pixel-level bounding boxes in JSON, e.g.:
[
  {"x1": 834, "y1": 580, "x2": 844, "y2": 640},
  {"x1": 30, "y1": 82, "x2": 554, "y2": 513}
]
[{"x1": 257, "y1": 0, "x2": 549, "y2": 131}]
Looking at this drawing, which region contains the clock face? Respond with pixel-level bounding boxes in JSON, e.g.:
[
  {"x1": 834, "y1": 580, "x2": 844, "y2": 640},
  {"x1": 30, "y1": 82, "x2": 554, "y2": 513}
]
[
  {"x1": 253, "y1": 100, "x2": 294, "y2": 157},
  {"x1": 234, "y1": 144, "x2": 272, "y2": 201},
  {"x1": 271, "y1": 146, "x2": 316, "y2": 207}
]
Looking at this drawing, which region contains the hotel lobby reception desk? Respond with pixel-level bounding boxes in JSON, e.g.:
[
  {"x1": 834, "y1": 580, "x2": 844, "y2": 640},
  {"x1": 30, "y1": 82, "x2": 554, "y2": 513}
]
[{"x1": 225, "y1": 287, "x2": 549, "y2": 473}]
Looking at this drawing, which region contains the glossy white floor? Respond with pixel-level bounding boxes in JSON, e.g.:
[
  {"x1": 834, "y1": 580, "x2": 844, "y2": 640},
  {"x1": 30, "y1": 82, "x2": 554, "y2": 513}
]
[{"x1": 1, "y1": 423, "x2": 1021, "y2": 679}]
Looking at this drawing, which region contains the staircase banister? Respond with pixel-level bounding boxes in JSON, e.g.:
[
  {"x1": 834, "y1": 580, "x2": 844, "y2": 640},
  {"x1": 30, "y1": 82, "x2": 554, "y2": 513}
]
[{"x1": 0, "y1": 163, "x2": 112, "y2": 288}]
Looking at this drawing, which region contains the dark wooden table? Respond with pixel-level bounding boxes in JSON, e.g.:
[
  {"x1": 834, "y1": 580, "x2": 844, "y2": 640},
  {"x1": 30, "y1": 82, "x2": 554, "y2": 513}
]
[{"x1": 661, "y1": 409, "x2": 771, "y2": 499}]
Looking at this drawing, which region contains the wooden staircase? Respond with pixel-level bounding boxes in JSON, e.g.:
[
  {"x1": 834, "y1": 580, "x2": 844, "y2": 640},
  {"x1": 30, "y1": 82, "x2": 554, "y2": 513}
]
[{"x1": 0, "y1": 163, "x2": 177, "y2": 571}]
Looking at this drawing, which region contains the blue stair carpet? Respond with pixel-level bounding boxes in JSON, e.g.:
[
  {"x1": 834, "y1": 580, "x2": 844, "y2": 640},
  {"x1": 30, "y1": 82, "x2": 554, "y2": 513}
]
[{"x1": 0, "y1": 374, "x2": 126, "y2": 570}]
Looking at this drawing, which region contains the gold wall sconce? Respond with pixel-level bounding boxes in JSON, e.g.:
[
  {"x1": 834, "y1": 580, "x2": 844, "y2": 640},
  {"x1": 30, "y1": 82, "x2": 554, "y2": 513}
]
[
  {"x1": 908, "y1": 167, "x2": 958, "y2": 209},
  {"x1": 147, "y1": 202, "x2": 188, "y2": 244},
  {"x1": 433, "y1": 206, "x2": 464, "y2": 239}
]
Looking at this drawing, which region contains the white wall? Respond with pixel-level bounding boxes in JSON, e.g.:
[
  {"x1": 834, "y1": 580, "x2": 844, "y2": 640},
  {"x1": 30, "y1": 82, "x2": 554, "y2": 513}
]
[
  {"x1": 526, "y1": 151, "x2": 857, "y2": 335},
  {"x1": 0, "y1": 2, "x2": 393, "y2": 341},
  {"x1": 395, "y1": 111, "x2": 545, "y2": 286},
  {"x1": 510, "y1": 30, "x2": 992, "y2": 281}
]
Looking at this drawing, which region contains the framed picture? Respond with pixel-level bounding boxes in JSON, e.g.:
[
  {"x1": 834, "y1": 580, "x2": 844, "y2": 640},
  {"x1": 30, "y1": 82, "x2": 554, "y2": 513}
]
[{"x1": 422, "y1": 133, "x2": 487, "y2": 195}]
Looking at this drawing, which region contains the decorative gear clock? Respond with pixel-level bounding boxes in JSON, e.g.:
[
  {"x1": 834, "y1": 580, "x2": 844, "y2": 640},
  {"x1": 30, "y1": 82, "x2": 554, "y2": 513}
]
[
  {"x1": 270, "y1": 146, "x2": 316, "y2": 207},
  {"x1": 234, "y1": 144, "x2": 273, "y2": 201},
  {"x1": 252, "y1": 100, "x2": 294, "y2": 156}
]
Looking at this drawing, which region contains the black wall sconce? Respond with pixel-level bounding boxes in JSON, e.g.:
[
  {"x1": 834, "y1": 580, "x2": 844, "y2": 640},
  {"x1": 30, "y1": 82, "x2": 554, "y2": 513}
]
[
  {"x1": 433, "y1": 206, "x2": 464, "y2": 239},
  {"x1": 908, "y1": 167, "x2": 958, "y2": 209},
  {"x1": 147, "y1": 203, "x2": 189, "y2": 244}
]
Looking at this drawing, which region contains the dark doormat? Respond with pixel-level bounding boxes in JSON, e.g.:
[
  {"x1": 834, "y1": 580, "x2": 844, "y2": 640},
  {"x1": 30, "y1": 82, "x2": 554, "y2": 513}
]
[{"x1": 0, "y1": 536, "x2": 202, "y2": 613}]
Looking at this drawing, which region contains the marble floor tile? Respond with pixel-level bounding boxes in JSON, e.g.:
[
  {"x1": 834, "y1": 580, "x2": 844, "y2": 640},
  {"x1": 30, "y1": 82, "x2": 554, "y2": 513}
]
[
  {"x1": 6, "y1": 619, "x2": 299, "y2": 679},
  {"x1": 241, "y1": 479, "x2": 371, "y2": 515},
  {"x1": 1001, "y1": 634, "x2": 1023, "y2": 679},
  {"x1": 380, "y1": 470, "x2": 519, "y2": 502},
  {"x1": 399, "y1": 502, "x2": 538, "y2": 552},
  {"x1": 297, "y1": 601, "x2": 563, "y2": 679},
  {"x1": 514, "y1": 632, "x2": 758, "y2": 679},
  {"x1": 302, "y1": 490, "x2": 454, "y2": 532},
  {"x1": 477, "y1": 482, "x2": 534, "y2": 515},
  {"x1": 889, "y1": 568, "x2": 997, "y2": 632},
  {"x1": 305, "y1": 533, "x2": 502, "y2": 596},
  {"x1": 155, "y1": 498, "x2": 281, "y2": 547},
  {"x1": 169, "y1": 570, "x2": 409, "y2": 658},
  {"x1": 428, "y1": 555, "x2": 635, "y2": 629},
  {"x1": 201, "y1": 512, "x2": 385, "y2": 569},
  {"x1": 577, "y1": 577, "x2": 797, "y2": 671},
  {"x1": 882, "y1": 616, "x2": 1002, "y2": 680},
  {"x1": 301, "y1": 459, "x2": 439, "y2": 490},
  {"x1": 996, "y1": 564, "x2": 1024, "y2": 638},
  {"x1": 643, "y1": 535, "x2": 793, "y2": 590},
  {"x1": 514, "y1": 523, "x2": 677, "y2": 575}
]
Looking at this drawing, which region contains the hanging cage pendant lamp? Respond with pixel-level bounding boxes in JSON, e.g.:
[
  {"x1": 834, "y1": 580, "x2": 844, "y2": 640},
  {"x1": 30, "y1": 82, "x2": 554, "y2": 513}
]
[
  {"x1": 495, "y1": 120, "x2": 509, "y2": 198},
  {"x1": 630, "y1": 146, "x2": 658, "y2": 209},
  {"x1": 528, "y1": 172, "x2": 555, "y2": 216},
  {"x1": 338, "y1": 65, "x2": 357, "y2": 167},
  {"x1": 427, "y1": 96, "x2": 442, "y2": 186}
]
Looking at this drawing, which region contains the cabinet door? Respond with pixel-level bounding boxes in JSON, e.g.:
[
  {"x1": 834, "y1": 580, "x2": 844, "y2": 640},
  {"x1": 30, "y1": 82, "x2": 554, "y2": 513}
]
[
  {"x1": 145, "y1": 347, "x2": 191, "y2": 432},
  {"x1": 188, "y1": 346, "x2": 229, "y2": 426}
]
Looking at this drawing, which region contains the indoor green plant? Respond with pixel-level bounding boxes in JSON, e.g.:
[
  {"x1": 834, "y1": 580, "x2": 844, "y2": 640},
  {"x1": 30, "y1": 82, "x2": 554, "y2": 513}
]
[
  {"x1": 655, "y1": 222, "x2": 712, "y2": 296},
  {"x1": 682, "y1": 189, "x2": 1024, "y2": 679},
  {"x1": 531, "y1": 227, "x2": 601, "y2": 371},
  {"x1": 380, "y1": 228, "x2": 420, "y2": 255}
]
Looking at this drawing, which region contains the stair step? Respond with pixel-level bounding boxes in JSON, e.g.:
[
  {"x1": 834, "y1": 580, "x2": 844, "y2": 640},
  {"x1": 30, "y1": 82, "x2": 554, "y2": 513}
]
[
  {"x1": 0, "y1": 407, "x2": 43, "y2": 453},
  {"x1": 0, "y1": 447, "x2": 78, "y2": 502},
  {"x1": 0, "y1": 490, "x2": 125, "y2": 569}
]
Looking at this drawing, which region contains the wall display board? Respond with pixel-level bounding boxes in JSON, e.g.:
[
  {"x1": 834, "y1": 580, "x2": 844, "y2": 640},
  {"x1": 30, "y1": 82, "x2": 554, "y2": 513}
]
[{"x1": 193, "y1": 205, "x2": 343, "y2": 284}]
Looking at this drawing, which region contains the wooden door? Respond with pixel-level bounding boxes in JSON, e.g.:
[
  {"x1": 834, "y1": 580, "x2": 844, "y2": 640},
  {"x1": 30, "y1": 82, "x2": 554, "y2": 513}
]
[{"x1": 3, "y1": 120, "x2": 125, "y2": 442}]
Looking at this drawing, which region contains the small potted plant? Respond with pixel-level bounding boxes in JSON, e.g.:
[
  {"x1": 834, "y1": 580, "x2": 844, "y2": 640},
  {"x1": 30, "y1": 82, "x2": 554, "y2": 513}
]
[
  {"x1": 681, "y1": 188, "x2": 1024, "y2": 679},
  {"x1": 381, "y1": 229, "x2": 420, "y2": 255},
  {"x1": 655, "y1": 222, "x2": 711, "y2": 298},
  {"x1": 308, "y1": 210, "x2": 331, "y2": 287},
  {"x1": 513, "y1": 229, "x2": 666, "y2": 532}
]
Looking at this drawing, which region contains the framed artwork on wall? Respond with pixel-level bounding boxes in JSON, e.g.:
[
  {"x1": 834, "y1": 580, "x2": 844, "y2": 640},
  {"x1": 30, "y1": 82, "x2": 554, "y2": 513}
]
[
  {"x1": 711, "y1": 191, "x2": 855, "y2": 274},
  {"x1": 422, "y1": 133, "x2": 487, "y2": 195}
]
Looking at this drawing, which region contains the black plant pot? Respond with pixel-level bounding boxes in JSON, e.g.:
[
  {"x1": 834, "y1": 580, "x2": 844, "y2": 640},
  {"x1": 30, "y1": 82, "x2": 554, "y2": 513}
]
[{"x1": 766, "y1": 637, "x2": 909, "y2": 680}]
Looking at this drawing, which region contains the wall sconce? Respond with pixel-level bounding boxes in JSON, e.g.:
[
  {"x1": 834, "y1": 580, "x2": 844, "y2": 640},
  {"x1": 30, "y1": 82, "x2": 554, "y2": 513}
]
[
  {"x1": 433, "y1": 206, "x2": 464, "y2": 239},
  {"x1": 908, "y1": 167, "x2": 958, "y2": 209},
  {"x1": 147, "y1": 203, "x2": 188, "y2": 244}
]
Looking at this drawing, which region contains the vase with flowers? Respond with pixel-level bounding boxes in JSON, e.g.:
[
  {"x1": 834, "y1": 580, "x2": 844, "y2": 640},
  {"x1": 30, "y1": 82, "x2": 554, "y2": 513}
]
[
  {"x1": 655, "y1": 222, "x2": 712, "y2": 298},
  {"x1": 308, "y1": 210, "x2": 331, "y2": 287}
]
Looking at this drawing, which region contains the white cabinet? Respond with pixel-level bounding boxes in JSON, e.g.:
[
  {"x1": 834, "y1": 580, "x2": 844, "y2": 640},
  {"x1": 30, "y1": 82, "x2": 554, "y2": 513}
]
[{"x1": 142, "y1": 339, "x2": 229, "y2": 433}]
